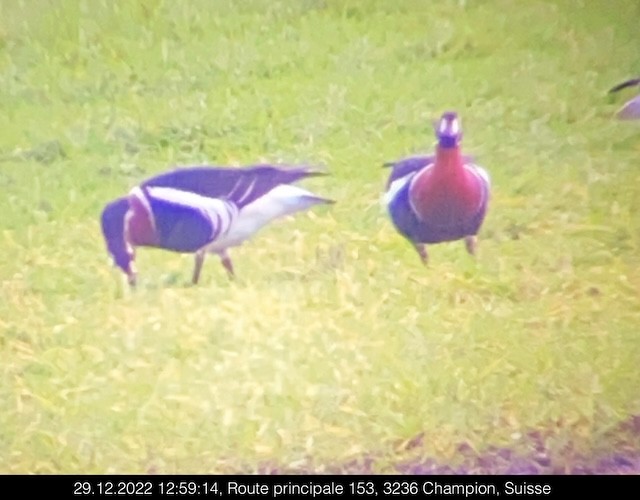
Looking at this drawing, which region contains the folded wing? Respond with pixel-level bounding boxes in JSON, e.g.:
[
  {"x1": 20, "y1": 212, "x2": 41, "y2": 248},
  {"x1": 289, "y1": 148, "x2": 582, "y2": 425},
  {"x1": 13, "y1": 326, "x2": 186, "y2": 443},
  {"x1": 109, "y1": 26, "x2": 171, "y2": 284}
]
[{"x1": 143, "y1": 164, "x2": 325, "y2": 208}]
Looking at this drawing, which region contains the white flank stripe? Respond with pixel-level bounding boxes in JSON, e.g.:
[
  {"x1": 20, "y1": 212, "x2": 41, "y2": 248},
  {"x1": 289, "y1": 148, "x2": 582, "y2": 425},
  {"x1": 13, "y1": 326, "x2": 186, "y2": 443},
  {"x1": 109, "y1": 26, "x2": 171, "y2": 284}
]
[
  {"x1": 465, "y1": 164, "x2": 491, "y2": 211},
  {"x1": 468, "y1": 164, "x2": 491, "y2": 188},
  {"x1": 218, "y1": 201, "x2": 238, "y2": 237},
  {"x1": 382, "y1": 172, "x2": 418, "y2": 207},
  {"x1": 203, "y1": 184, "x2": 324, "y2": 254}
]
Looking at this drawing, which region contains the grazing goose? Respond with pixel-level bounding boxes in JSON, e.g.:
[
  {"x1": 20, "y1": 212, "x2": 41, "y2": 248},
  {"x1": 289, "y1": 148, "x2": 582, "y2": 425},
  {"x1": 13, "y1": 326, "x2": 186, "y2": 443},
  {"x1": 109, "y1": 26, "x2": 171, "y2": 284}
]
[{"x1": 100, "y1": 165, "x2": 333, "y2": 286}]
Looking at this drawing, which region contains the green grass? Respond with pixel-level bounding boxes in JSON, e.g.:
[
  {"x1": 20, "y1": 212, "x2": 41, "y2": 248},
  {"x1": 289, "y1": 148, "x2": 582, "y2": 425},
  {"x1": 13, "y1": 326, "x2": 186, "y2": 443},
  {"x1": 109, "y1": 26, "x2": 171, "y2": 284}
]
[{"x1": 1, "y1": 0, "x2": 639, "y2": 473}]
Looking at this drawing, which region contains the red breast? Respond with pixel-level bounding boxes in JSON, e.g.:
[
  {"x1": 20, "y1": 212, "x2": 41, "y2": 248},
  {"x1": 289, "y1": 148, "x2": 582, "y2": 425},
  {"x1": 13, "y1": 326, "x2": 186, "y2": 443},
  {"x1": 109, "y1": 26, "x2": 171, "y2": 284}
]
[{"x1": 409, "y1": 147, "x2": 483, "y2": 224}]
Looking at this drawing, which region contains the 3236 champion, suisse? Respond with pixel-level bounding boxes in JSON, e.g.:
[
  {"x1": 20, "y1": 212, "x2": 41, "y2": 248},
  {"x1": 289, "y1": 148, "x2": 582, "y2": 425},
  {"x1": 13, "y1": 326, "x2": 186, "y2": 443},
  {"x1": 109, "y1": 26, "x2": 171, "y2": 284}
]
[{"x1": 383, "y1": 480, "x2": 551, "y2": 496}]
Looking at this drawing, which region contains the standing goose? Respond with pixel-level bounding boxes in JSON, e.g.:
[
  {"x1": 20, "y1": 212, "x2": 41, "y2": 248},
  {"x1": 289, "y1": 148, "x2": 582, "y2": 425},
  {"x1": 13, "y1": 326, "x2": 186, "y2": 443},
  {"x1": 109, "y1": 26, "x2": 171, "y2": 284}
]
[{"x1": 383, "y1": 111, "x2": 490, "y2": 264}]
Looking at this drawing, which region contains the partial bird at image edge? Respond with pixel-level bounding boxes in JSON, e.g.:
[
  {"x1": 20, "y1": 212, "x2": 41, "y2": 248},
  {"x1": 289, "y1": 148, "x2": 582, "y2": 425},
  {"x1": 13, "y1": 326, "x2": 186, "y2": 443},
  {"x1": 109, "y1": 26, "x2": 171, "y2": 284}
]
[{"x1": 609, "y1": 78, "x2": 640, "y2": 120}]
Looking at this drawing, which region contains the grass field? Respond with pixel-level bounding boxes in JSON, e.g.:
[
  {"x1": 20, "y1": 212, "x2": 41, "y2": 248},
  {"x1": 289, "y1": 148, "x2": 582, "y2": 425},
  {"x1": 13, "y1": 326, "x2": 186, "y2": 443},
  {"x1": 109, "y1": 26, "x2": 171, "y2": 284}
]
[{"x1": 1, "y1": 0, "x2": 639, "y2": 474}]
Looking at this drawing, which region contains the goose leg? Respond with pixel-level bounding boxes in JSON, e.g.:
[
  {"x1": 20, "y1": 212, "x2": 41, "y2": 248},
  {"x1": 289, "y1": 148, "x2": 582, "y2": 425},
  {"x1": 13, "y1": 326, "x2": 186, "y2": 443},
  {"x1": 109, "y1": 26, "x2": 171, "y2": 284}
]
[
  {"x1": 127, "y1": 272, "x2": 137, "y2": 288},
  {"x1": 464, "y1": 235, "x2": 477, "y2": 256},
  {"x1": 192, "y1": 250, "x2": 206, "y2": 285},
  {"x1": 220, "y1": 250, "x2": 235, "y2": 279},
  {"x1": 127, "y1": 260, "x2": 137, "y2": 287},
  {"x1": 414, "y1": 243, "x2": 428, "y2": 265}
]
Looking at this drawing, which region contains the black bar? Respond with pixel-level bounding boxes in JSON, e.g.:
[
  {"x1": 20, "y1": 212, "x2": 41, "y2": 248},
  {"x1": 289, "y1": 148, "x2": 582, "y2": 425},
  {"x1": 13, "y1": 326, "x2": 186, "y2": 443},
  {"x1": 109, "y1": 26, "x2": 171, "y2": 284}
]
[{"x1": 0, "y1": 474, "x2": 636, "y2": 498}]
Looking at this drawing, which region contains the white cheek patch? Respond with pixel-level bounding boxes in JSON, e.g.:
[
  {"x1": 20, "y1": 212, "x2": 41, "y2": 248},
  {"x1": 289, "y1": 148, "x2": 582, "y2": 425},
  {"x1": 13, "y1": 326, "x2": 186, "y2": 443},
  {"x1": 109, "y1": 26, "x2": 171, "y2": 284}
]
[
  {"x1": 439, "y1": 116, "x2": 460, "y2": 136},
  {"x1": 128, "y1": 186, "x2": 157, "y2": 233},
  {"x1": 123, "y1": 209, "x2": 133, "y2": 243},
  {"x1": 129, "y1": 186, "x2": 152, "y2": 214}
]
